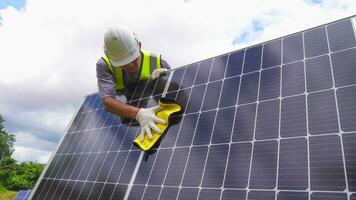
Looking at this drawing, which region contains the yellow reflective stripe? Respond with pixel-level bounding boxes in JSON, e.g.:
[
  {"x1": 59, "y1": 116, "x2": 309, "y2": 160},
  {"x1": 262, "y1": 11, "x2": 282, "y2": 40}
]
[
  {"x1": 140, "y1": 50, "x2": 151, "y2": 80},
  {"x1": 157, "y1": 54, "x2": 161, "y2": 69},
  {"x1": 103, "y1": 56, "x2": 113, "y2": 73},
  {"x1": 103, "y1": 55, "x2": 124, "y2": 90}
]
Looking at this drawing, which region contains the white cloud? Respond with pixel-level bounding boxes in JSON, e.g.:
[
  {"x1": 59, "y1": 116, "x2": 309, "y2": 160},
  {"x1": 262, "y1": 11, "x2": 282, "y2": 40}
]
[
  {"x1": 13, "y1": 146, "x2": 52, "y2": 164},
  {"x1": 0, "y1": 0, "x2": 355, "y2": 163}
]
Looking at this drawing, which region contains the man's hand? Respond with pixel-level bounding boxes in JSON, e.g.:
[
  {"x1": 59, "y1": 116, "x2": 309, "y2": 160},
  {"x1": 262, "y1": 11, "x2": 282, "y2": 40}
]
[
  {"x1": 135, "y1": 105, "x2": 167, "y2": 142},
  {"x1": 151, "y1": 68, "x2": 168, "y2": 80}
]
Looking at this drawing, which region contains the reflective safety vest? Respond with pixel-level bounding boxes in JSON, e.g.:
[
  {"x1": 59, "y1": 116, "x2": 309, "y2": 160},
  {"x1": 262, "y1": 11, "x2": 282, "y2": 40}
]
[{"x1": 102, "y1": 50, "x2": 161, "y2": 90}]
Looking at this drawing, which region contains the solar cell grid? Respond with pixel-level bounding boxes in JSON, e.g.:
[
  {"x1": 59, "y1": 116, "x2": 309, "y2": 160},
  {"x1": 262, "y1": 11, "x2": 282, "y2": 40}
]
[{"x1": 30, "y1": 17, "x2": 356, "y2": 200}]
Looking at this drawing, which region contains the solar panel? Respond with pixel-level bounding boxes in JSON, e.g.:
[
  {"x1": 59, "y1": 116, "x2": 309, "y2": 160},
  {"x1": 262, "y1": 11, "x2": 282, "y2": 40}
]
[
  {"x1": 14, "y1": 190, "x2": 31, "y2": 200},
  {"x1": 30, "y1": 16, "x2": 356, "y2": 200}
]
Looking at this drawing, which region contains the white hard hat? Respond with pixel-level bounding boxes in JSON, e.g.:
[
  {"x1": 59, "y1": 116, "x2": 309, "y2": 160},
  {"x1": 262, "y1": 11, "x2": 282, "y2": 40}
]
[{"x1": 104, "y1": 25, "x2": 140, "y2": 67}]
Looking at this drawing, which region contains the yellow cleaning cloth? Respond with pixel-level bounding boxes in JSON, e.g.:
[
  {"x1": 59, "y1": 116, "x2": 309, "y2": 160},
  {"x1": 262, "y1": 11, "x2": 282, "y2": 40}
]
[{"x1": 133, "y1": 99, "x2": 181, "y2": 151}]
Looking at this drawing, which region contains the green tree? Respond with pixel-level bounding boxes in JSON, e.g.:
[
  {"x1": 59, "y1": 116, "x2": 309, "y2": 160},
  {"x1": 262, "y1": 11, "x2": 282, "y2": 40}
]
[
  {"x1": 0, "y1": 114, "x2": 45, "y2": 191},
  {"x1": 6, "y1": 162, "x2": 45, "y2": 191},
  {"x1": 0, "y1": 114, "x2": 15, "y2": 162}
]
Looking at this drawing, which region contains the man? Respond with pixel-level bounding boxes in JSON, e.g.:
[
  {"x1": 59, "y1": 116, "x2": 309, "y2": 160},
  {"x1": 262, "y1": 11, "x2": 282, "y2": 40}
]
[{"x1": 96, "y1": 25, "x2": 170, "y2": 142}]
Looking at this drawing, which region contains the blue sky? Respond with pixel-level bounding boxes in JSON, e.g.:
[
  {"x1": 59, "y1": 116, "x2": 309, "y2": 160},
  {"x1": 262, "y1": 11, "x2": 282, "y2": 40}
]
[
  {"x1": 0, "y1": 0, "x2": 26, "y2": 10},
  {"x1": 0, "y1": 0, "x2": 355, "y2": 163}
]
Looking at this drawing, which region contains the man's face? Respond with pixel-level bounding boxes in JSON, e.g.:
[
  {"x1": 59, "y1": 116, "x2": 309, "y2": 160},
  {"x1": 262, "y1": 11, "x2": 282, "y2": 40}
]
[{"x1": 121, "y1": 55, "x2": 141, "y2": 73}]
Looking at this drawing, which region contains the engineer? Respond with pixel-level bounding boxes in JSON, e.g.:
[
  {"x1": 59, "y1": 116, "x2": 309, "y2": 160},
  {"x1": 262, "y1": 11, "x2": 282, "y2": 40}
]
[{"x1": 96, "y1": 25, "x2": 170, "y2": 141}]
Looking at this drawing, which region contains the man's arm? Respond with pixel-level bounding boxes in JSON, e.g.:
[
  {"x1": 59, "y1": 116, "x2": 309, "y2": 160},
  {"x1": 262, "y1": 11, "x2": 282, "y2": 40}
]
[{"x1": 102, "y1": 96, "x2": 139, "y2": 119}]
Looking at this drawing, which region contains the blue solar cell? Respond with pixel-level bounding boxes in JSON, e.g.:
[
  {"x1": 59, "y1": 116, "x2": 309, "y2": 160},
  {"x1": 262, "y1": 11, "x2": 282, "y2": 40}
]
[
  {"x1": 277, "y1": 192, "x2": 308, "y2": 200},
  {"x1": 15, "y1": 190, "x2": 30, "y2": 198},
  {"x1": 159, "y1": 116, "x2": 182, "y2": 148},
  {"x1": 238, "y1": 72, "x2": 259, "y2": 104},
  {"x1": 250, "y1": 140, "x2": 278, "y2": 189},
  {"x1": 120, "y1": 124, "x2": 140, "y2": 151},
  {"x1": 222, "y1": 190, "x2": 246, "y2": 200},
  {"x1": 255, "y1": 99, "x2": 280, "y2": 140},
  {"x1": 202, "y1": 80, "x2": 222, "y2": 111},
  {"x1": 232, "y1": 103, "x2": 256, "y2": 142},
  {"x1": 193, "y1": 110, "x2": 216, "y2": 145},
  {"x1": 48, "y1": 155, "x2": 63, "y2": 178},
  {"x1": 259, "y1": 67, "x2": 281, "y2": 100},
  {"x1": 311, "y1": 192, "x2": 347, "y2": 200},
  {"x1": 52, "y1": 181, "x2": 68, "y2": 199},
  {"x1": 278, "y1": 138, "x2": 308, "y2": 190},
  {"x1": 306, "y1": 55, "x2": 333, "y2": 92},
  {"x1": 128, "y1": 185, "x2": 145, "y2": 200},
  {"x1": 115, "y1": 186, "x2": 134, "y2": 200},
  {"x1": 142, "y1": 186, "x2": 161, "y2": 200},
  {"x1": 283, "y1": 33, "x2": 304, "y2": 63},
  {"x1": 337, "y1": 85, "x2": 356, "y2": 132},
  {"x1": 96, "y1": 152, "x2": 118, "y2": 182},
  {"x1": 141, "y1": 80, "x2": 157, "y2": 98},
  {"x1": 176, "y1": 113, "x2": 199, "y2": 146},
  {"x1": 186, "y1": 85, "x2": 206, "y2": 113},
  {"x1": 78, "y1": 153, "x2": 96, "y2": 180},
  {"x1": 248, "y1": 190, "x2": 275, "y2": 200},
  {"x1": 87, "y1": 152, "x2": 107, "y2": 181},
  {"x1": 168, "y1": 67, "x2": 185, "y2": 91},
  {"x1": 178, "y1": 188, "x2": 199, "y2": 200},
  {"x1": 195, "y1": 59, "x2": 212, "y2": 85},
  {"x1": 159, "y1": 187, "x2": 179, "y2": 200},
  {"x1": 62, "y1": 154, "x2": 79, "y2": 179},
  {"x1": 243, "y1": 45, "x2": 262, "y2": 73},
  {"x1": 304, "y1": 26, "x2": 329, "y2": 58},
  {"x1": 165, "y1": 90, "x2": 178, "y2": 101},
  {"x1": 78, "y1": 182, "x2": 94, "y2": 200},
  {"x1": 211, "y1": 107, "x2": 235, "y2": 144},
  {"x1": 327, "y1": 19, "x2": 356, "y2": 52},
  {"x1": 87, "y1": 183, "x2": 104, "y2": 200},
  {"x1": 153, "y1": 75, "x2": 169, "y2": 96},
  {"x1": 198, "y1": 189, "x2": 221, "y2": 200},
  {"x1": 68, "y1": 181, "x2": 84, "y2": 200},
  {"x1": 148, "y1": 149, "x2": 172, "y2": 185},
  {"x1": 44, "y1": 180, "x2": 59, "y2": 200},
  {"x1": 176, "y1": 88, "x2": 191, "y2": 113},
  {"x1": 224, "y1": 142, "x2": 252, "y2": 188},
  {"x1": 219, "y1": 76, "x2": 240, "y2": 108},
  {"x1": 69, "y1": 153, "x2": 89, "y2": 180},
  {"x1": 342, "y1": 133, "x2": 356, "y2": 192},
  {"x1": 164, "y1": 147, "x2": 189, "y2": 186},
  {"x1": 280, "y1": 95, "x2": 307, "y2": 138},
  {"x1": 310, "y1": 135, "x2": 346, "y2": 191},
  {"x1": 106, "y1": 152, "x2": 128, "y2": 183},
  {"x1": 181, "y1": 64, "x2": 198, "y2": 89},
  {"x1": 201, "y1": 144, "x2": 229, "y2": 187},
  {"x1": 118, "y1": 150, "x2": 140, "y2": 183},
  {"x1": 308, "y1": 90, "x2": 339, "y2": 135},
  {"x1": 282, "y1": 61, "x2": 305, "y2": 97},
  {"x1": 98, "y1": 183, "x2": 115, "y2": 199},
  {"x1": 56, "y1": 155, "x2": 72, "y2": 179},
  {"x1": 331, "y1": 48, "x2": 356, "y2": 87},
  {"x1": 108, "y1": 126, "x2": 125, "y2": 151},
  {"x1": 210, "y1": 55, "x2": 228, "y2": 81},
  {"x1": 262, "y1": 39, "x2": 281, "y2": 69},
  {"x1": 182, "y1": 146, "x2": 208, "y2": 187},
  {"x1": 134, "y1": 154, "x2": 157, "y2": 184},
  {"x1": 225, "y1": 50, "x2": 244, "y2": 77}
]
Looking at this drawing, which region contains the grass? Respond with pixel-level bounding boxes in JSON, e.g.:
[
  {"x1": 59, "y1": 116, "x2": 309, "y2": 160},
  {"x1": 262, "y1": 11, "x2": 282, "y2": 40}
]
[{"x1": 0, "y1": 190, "x2": 17, "y2": 200}]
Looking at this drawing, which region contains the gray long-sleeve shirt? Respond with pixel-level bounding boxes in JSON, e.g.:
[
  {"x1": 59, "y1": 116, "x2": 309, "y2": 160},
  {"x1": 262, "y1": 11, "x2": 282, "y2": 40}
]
[{"x1": 96, "y1": 51, "x2": 170, "y2": 99}]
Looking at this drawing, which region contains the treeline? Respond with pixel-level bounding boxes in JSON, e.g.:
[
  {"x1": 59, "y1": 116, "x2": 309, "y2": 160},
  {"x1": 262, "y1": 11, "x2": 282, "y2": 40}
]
[{"x1": 0, "y1": 115, "x2": 45, "y2": 191}]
